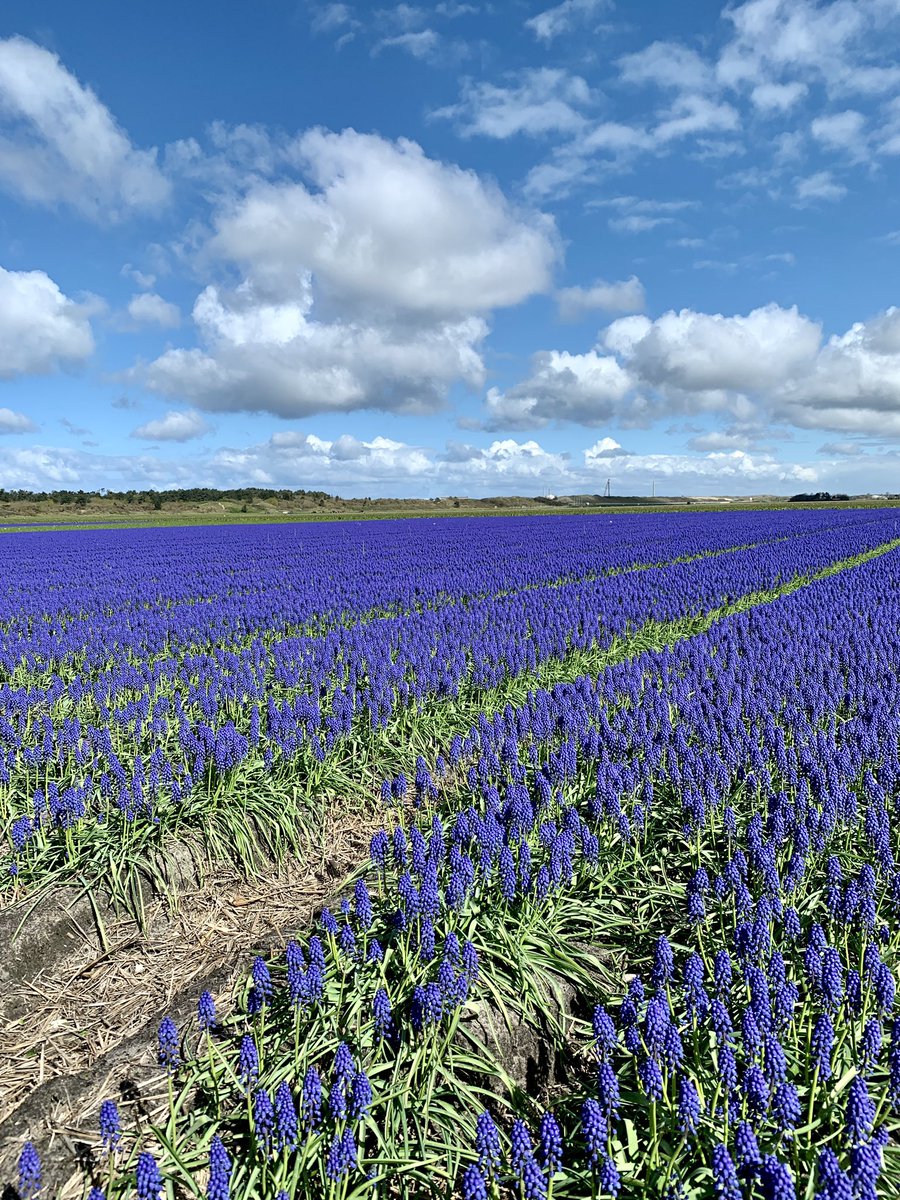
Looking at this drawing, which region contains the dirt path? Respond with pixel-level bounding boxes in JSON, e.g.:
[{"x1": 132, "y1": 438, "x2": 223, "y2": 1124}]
[{"x1": 0, "y1": 806, "x2": 382, "y2": 1196}]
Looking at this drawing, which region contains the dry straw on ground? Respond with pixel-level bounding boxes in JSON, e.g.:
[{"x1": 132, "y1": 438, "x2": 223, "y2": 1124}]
[{"x1": 0, "y1": 806, "x2": 383, "y2": 1194}]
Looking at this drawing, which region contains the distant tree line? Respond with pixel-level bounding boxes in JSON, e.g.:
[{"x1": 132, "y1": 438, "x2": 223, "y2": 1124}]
[
  {"x1": 0, "y1": 486, "x2": 336, "y2": 507},
  {"x1": 788, "y1": 491, "x2": 850, "y2": 502}
]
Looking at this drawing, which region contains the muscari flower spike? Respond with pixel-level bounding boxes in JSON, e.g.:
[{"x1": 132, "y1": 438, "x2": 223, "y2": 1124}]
[
  {"x1": 197, "y1": 989, "x2": 216, "y2": 1030},
  {"x1": 475, "y1": 1110, "x2": 502, "y2": 1178},
  {"x1": 207, "y1": 1135, "x2": 232, "y2": 1200},
  {"x1": 99, "y1": 1098, "x2": 121, "y2": 1152},
  {"x1": 135, "y1": 1150, "x2": 164, "y2": 1200},
  {"x1": 18, "y1": 1142, "x2": 41, "y2": 1200}
]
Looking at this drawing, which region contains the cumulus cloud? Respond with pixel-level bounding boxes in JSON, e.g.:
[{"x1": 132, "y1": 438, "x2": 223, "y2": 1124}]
[
  {"x1": 750, "y1": 81, "x2": 808, "y2": 111},
  {"x1": 127, "y1": 292, "x2": 181, "y2": 328},
  {"x1": 774, "y1": 307, "x2": 900, "y2": 434},
  {"x1": 582, "y1": 441, "x2": 817, "y2": 484},
  {"x1": 141, "y1": 129, "x2": 557, "y2": 419},
  {"x1": 484, "y1": 349, "x2": 635, "y2": 430},
  {"x1": 0, "y1": 36, "x2": 170, "y2": 220},
  {"x1": 0, "y1": 266, "x2": 94, "y2": 377},
  {"x1": 618, "y1": 42, "x2": 715, "y2": 94},
  {"x1": 485, "y1": 300, "x2": 900, "y2": 440},
  {"x1": 0, "y1": 407, "x2": 37, "y2": 434},
  {"x1": 794, "y1": 169, "x2": 847, "y2": 202},
  {"x1": 0, "y1": 430, "x2": 827, "y2": 496},
  {"x1": 556, "y1": 276, "x2": 645, "y2": 320},
  {"x1": 142, "y1": 280, "x2": 489, "y2": 418},
  {"x1": 718, "y1": 0, "x2": 900, "y2": 98},
  {"x1": 521, "y1": 90, "x2": 737, "y2": 199},
  {"x1": 516, "y1": 0, "x2": 900, "y2": 202},
  {"x1": 150, "y1": 429, "x2": 821, "y2": 493},
  {"x1": 0, "y1": 444, "x2": 194, "y2": 490},
  {"x1": 131, "y1": 409, "x2": 211, "y2": 442},
  {"x1": 525, "y1": 0, "x2": 610, "y2": 42},
  {"x1": 373, "y1": 30, "x2": 441, "y2": 59},
  {"x1": 310, "y1": 3, "x2": 359, "y2": 36},
  {"x1": 432, "y1": 69, "x2": 592, "y2": 138},
  {"x1": 810, "y1": 108, "x2": 866, "y2": 151},
  {"x1": 605, "y1": 303, "x2": 822, "y2": 393},
  {"x1": 209, "y1": 128, "x2": 557, "y2": 316},
  {"x1": 653, "y1": 94, "x2": 740, "y2": 143}
]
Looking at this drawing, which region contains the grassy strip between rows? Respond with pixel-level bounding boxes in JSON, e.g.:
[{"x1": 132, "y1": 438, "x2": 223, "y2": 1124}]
[{"x1": 7, "y1": 535, "x2": 900, "y2": 916}]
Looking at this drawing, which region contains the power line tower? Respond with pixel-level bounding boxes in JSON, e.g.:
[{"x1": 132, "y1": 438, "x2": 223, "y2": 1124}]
[{"x1": 604, "y1": 478, "x2": 611, "y2": 498}]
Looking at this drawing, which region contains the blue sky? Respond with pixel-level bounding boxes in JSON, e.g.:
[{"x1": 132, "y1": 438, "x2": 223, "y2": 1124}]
[{"x1": 0, "y1": 0, "x2": 899, "y2": 497}]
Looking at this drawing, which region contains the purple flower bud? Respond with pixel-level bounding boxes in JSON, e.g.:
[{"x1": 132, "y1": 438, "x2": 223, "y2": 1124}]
[
  {"x1": 135, "y1": 1151, "x2": 163, "y2": 1200},
  {"x1": 157, "y1": 1016, "x2": 179, "y2": 1072},
  {"x1": 207, "y1": 1135, "x2": 231, "y2": 1200},
  {"x1": 18, "y1": 1143, "x2": 41, "y2": 1200}
]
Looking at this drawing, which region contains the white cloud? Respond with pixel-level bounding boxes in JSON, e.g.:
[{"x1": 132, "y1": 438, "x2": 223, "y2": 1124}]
[
  {"x1": 583, "y1": 443, "x2": 818, "y2": 485},
  {"x1": 521, "y1": 91, "x2": 737, "y2": 201},
  {"x1": 122, "y1": 264, "x2": 156, "y2": 290},
  {"x1": 0, "y1": 431, "x2": 830, "y2": 496},
  {"x1": 557, "y1": 276, "x2": 645, "y2": 319},
  {"x1": 0, "y1": 266, "x2": 94, "y2": 377},
  {"x1": 432, "y1": 69, "x2": 591, "y2": 138},
  {"x1": 750, "y1": 81, "x2": 808, "y2": 111},
  {"x1": 618, "y1": 42, "x2": 715, "y2": 93},
  {"x1": 606, "y1": 303, "x2": 822, "y2": 393},
  {"x1": 525, "y1": 0, "x2": 609, "y2": 42},
  {"x1": 131, "y1": 409, "x2": 211, "y2": 442},
  {"x1": 311, "y1": 4, "x2": 358, "y2": 34},
  {"x1": 210, "y1": 128, "x2": 557, "y2": 317},
  {"x1": 609, "y1": 214, "x2": 675, "y2": 234},
  {"x1": 377, "y1": 4, "x2": 428, "y2": 30},
  {"x1": 373, "y1": 30, "x2": 440, "y2": 59},
  {"x1": 687, "y1": 430, "x2": 757, "y2": 451},
  {"x1": 0, "y1": 36, "x2": 170, "y2": 220},
  {"x1": 484, "y1": 348, "x2": 635, "y2": 429},
  {"x1": 127, "y1": 292, "x2": 181, "y2": 328},
  {"x1": 718, "y1": 0, "x2": 900, "y2": 98},
  {"x1": 142, "y1": 279, "x2": 490, "y2": 417},
  {"x1": 487, "y1": 300, "x2": 900, "y2": 441},
  {"x1": 172, "y1": 429, "x2": 820, "y2": 493},
  {"x1": 212, "y1": 430, "x2": 574, "y2": 491},
  {"x1": 794, "y1": 169, "x2": 847, "y2": 202},
  {"x1": 591, "y1": 195, "x2": 698, "y2": 215},
  {"x1": 810, "y1": 108, "x2": 867, "y2": 155},
  {"x1": 142, "y1": 129, "x2": 557, "y2": 419},
  {"x1": 0, "y1": 407, "x2": 37, "y2": 434},
  {"x1": 775, "y1": 307, "x2": 900, "y2": 434},
  {"x1": 653, "y1": 94, "x2": 740, "y2": 143},
  {"x1": 221, "y1": 430, "x2": 817, "y2": 493}
]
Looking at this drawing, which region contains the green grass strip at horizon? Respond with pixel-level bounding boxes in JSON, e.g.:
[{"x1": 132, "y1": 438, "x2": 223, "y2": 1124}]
[
  {"x1": 0, "y1": 523, "x2": 806, "y2": 682},
  {"x1": 5, "y1": 534, "x2": 900, "y2": 903},
  {"x1": 2, "y1": 497, "x2": 900, "y2": 536}
]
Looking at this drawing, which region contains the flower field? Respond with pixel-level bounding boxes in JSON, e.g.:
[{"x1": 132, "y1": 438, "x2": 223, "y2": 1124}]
[{"x1": 6, "y1": 508, "x2": 900, "y2": 1199}]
